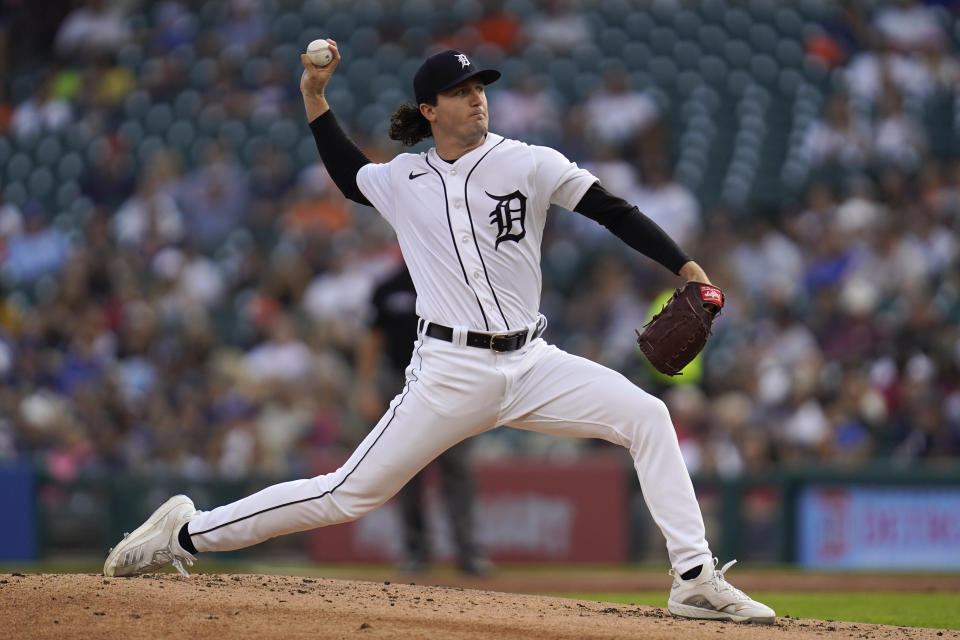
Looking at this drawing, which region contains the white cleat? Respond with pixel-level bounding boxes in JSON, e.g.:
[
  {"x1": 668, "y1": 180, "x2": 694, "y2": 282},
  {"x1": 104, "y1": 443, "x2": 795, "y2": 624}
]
[
  {"x1": 667, "y1": 558, "x2": 776, "y2": 624},
  {"x1": 103, "y1": 495, "x2": 198, "y2": 578}
]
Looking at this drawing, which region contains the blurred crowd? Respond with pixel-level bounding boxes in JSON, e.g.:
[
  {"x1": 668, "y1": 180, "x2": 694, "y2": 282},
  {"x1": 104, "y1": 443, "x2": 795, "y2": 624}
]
[{"x1": 0, "y1": 0, "x2": 958, "y2": 484}]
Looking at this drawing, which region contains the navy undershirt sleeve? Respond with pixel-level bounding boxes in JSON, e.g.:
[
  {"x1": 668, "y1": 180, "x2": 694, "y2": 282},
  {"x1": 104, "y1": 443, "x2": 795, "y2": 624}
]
[
  {"x1": 573, "y1": 182, "x2": 692, "y2": 275},
  {"x1": 308, "y1": 110, "x2": 372, "y2": 206}
]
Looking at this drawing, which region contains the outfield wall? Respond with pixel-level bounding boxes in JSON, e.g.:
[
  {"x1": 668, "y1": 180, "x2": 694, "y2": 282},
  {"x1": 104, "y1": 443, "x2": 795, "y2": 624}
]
[{"x1": 6, "y1": 460, "x2": 960, "y2": 569}]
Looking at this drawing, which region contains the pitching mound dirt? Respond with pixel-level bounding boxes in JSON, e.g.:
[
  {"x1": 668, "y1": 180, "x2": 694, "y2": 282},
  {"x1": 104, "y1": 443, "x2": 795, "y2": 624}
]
[{"x1": 2, "y1": 573, "x2": 957, "y2": 639}]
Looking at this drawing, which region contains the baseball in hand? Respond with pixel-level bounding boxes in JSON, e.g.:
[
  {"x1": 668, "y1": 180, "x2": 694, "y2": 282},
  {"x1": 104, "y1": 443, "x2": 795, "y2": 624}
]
[{"x1": 306, "y1": 39, "x2": 333, "y2": 67}]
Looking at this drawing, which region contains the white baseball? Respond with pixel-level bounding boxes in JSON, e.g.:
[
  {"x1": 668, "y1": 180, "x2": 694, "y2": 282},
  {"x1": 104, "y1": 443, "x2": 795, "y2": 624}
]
[{"x1": 306, "y1": 39, "x2": 333, "y2": 67}]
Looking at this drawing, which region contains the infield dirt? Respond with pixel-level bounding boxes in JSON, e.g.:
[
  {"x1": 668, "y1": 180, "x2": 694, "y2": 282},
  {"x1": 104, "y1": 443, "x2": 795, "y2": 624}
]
[{"x1": 3, "y1": 573, "x2": 959, "y2": 639}]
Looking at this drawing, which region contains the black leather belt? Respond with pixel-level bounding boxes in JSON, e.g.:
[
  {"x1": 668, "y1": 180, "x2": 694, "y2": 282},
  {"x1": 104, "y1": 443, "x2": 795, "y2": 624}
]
[{"x1": 422, "y1": 321, "x2": 540, "y2": 352}]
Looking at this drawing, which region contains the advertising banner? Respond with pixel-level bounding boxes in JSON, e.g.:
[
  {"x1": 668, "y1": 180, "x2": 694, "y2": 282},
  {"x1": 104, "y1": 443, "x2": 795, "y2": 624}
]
[
  {"x1": 307, "y1": 454, "x2": 629, "y2": 563},
  {"x1": 797, "y1": 486, "x2": 960, "y2": 569}
]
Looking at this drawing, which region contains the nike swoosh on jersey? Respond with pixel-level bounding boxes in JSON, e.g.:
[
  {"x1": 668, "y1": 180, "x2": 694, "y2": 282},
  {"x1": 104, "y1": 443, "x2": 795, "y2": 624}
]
[{"x1": 408, "y1": 171, "x2": 428, "y2": 180}]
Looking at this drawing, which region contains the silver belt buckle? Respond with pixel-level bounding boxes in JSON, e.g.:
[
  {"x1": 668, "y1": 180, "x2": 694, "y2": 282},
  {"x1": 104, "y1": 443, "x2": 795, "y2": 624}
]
[{"x1": 489, "y1": 333, "x2": 512, "y2": 352}]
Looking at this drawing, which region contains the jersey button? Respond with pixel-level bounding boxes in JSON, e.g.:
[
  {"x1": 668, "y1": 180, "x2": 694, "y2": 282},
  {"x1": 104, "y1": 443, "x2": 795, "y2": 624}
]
[
  {"x1": 449, "y1": 169, "x2": 457, "y2": 175},
  {"x1": 453, "y1": 199, "x2": 462, "y2": 208},
  {"x1": 461, "y1": 235, "x2": 470, "y2": 244},
  {"x1": 473, "y1": 270, "x2": 482, "y2": 279}
]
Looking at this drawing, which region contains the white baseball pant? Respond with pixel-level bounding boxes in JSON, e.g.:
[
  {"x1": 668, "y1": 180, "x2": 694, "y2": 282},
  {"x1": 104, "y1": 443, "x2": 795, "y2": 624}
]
[{"x1": 186, "y1": 334, "x2": 712, "y2": 573}]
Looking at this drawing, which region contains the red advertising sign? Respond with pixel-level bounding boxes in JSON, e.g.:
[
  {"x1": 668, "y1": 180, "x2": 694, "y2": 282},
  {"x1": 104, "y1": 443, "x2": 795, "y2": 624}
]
[{"x1": 307, "y1": 453, "x2": 629, "y2": 563}]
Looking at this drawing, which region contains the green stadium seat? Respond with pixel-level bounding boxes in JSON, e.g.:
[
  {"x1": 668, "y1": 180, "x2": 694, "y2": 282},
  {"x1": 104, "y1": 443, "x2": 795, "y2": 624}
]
[
  {"x1": 167, "y1": 120, "x2": 197, "y2": 150},
  {"x1": 57, "y1": 152, "x2": 85, "y2": 182},
  {"x1": 55, "y1": 181, "x2": 81, "y2": 211},
  {"x1": 673, "y1": 10, "x2": 702, "y2": 40},
  {"x1": 673, "y1": 41, "x2": 702, "y2": 70},
  {"x1": 6, "y1": 152, "x2": 31, "y2": 183},
  {"x1": 272, "y1": 12, "x2": 302, "y2": 42},
  {"x1": 218, "y1": 120, "x2": 249, "y2": 151},
  {"x1": 3, "y1": 181, "x2": 27, "y2": 207},
  {"x1": 145, "y1": 104, "x2": 175, "y2": 136},
  {"x1": 33, "y1": 136, "x2": 62, "y2": 168},
  {"x1": 723, "y1": 7, "x2": 753, "y2": 39},
  {"x1": 697, "y1": 24, "x2": 727, "y2": 56},
  {"x1": 174, "y1": 90, "x2": 203, "y2": 120},
  {"x1": 118, "y1": 119, "x2": 144, "y2": 148},
  {"x1": 136, "y1": 136, "x2": 165, "y2": 167},
  {"x1": 27, "y1": 167, "x2": 55, "y2": 201},
  {"x1": 124, "y1": 90, "x2": 152, "y2": 120}
]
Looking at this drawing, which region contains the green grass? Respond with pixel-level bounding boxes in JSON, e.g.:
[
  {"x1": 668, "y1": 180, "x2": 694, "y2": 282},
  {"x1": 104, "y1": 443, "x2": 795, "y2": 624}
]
[{"x1": 551, "y1": 591, "x2": 960, "y2": 630}]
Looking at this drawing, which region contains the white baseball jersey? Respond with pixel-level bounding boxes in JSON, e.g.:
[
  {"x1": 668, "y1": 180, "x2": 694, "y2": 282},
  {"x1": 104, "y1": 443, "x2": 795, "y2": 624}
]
[{"x1": 356, "y1": 133, "x2": 596, "y2": 332}]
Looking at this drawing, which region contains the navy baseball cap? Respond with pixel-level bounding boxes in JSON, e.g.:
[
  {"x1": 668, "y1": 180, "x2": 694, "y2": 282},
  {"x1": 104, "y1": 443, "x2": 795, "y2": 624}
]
[{"x1": 413, "y1": 49, "x2": 501, "y2": 105}]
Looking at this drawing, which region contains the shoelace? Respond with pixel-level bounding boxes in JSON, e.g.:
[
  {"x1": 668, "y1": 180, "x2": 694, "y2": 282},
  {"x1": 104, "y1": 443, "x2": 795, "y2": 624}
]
[{"x1": 711, "y1": 559, "x2": 749, "y2": 601}]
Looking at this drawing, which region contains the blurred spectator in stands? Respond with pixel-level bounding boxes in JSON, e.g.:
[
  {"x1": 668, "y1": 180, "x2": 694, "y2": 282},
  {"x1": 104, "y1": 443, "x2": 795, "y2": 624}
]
[
  {"x1": 488, "y1": 73, "x2": 560, "y2": 143},
  {"x1": 1, "y1": 201, "x2": 71, "y2": 285},
  {"x1": 0, "y1": 195, "x2": 24, "y2": 251},
  {"x1": 801, "y1": 92, "x2": 870, "y2": 172},
  {"x1": 215, "y1": 0, "x2": 269, "y2": 56},
  {"x1": 10, "y1": 77, "x2": 73, "y2": 138},
  {"x1": 917, "y1": 35, "x2": 960, "y2": 95},
  {"x1": 664, "y1": 386, "x2": 709, "y2": 474},
  {"x1": 114, "y1": 150, "x2": 185, "y2": 252},
  {"x1": 81, "y1": 136, "x2": 136, "y2": 208},
  {"x1": 243, "y1": 312, "x2": 313, "y2": 389},
  {"x1": 151, "y1": 1, "x2": 197, "y2": 54},
  {"x1": 872, "y1": 0, "x2": 946, "y2": 54},
  {"x1": 54, "y1": 0, "x2": 131, "y2": 62},
  {"x1": 84, "y1": 52, "x2": 136, "y2": 110},
  {"x1": 844, "y1": 35, "x2": 932, "y2": 105},
  {"x1": 302, "y1": 232, "x2": 394, "y2": 348},
  {"x1": 211, "y1": 397, "x2": 261, "y2": 478},
  {"x1": 526, "y1": 0, "x2": 592, "y2": 54},
  {"x1": 562, "y1": 254, "x2": 646, "y2": 370},
  {"x1": 177, "y1": 142, "x2": 250, "y2": 250},
  {"x1": 0, "y1": 83, "x2": 14, "y2": 134},
  {"x1": 470, "y1": 0, "x2": 525, "y2": 54},
  {"x1": 113, "y1": 300, "x2": 160, "y2": 408},
  {"x1": 582, "y1": 142, "x2": 639, "y2": 202},
  {"x1": 283, "y1": 165, "x2": 353, "y2": 236},
  {"x1": 629, "y1": 156, "x2": 701, "y2": 249},
  {"x1": 171, "y1": 242, "x2": 227, "y2": 311},
  {"x1": 871, "y1": 85, "x2": 928, "y2": 170},
  {"x1": 729, "y1": 217, "x2": 803, "y2": 300},
  {"x1": 582, "y1": 68, "x2": 660, "y2": 150},
  {"x1": 249, "y1": 144, "x2": 295, "y2": 202}
]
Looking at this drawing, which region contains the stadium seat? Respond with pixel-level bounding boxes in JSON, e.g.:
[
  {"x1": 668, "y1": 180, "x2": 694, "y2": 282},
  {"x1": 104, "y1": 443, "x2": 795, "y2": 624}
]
[
  {"x1": 219, "y1": 120, "x2": 249, "y2": 151},
  {"x1": 174, "y1": 90, "x2": 203, "y2": 120},
  {"x1": 268, "y1": 120, "x2": 299, "y2": 150},
  {"x1": 167, "y1": 120, "x2": 197, "y2": 151},
  {"x1": 124, "y1": 90, "x2": 152, "y2": 121},
  {"x1": 673, "y1": 10, "x2": 702, "y2": 40},
  {"x1": 6, "y1": 152, "x2": 31, "y2": 183},
  {"x1": 673, "y1": 41, "x2": 702, "y2": 70},
  {"x1": 649, "y1": 26, "x2": 677, "y2": 56},
  {"x1": 145, "y1": 104, "x2": 175, "y2": 136},
  {"x1": 118, "y1": 119, "x2": 144, "y2": 149},
  {"x1": 33, "y1": 136, "x2": 62, "y2": 168},
  {"x1": 0, "y1": 138, "x2": 10, "y2": 168},
  {"x1": 3, "y1": 181, "x2": 27, "y2": 207},
  {"x1": 55, "y1": 181, "x2": 81, "y2": 211},
  {"x1": 57, "y1": 152, "x2": 85, "y2": 183},
  {"x1": 27, "y1": 167, "x2": 55, "y2": 201},
  {"x1": 272, "y1": 12, "x2": 303, "y2": 42},
  {"x1": 137, "y1": 136, "x2": 165, "y2": 168},
  {"x1": 723, "y1": 7, "x2": 753, "y2": 39}
]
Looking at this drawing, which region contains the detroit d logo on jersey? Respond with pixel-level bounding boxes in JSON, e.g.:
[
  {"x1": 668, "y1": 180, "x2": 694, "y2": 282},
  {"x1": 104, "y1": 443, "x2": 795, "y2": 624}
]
[{"x1": 486, "y1": 190, "x2": 527, "y2": 249}]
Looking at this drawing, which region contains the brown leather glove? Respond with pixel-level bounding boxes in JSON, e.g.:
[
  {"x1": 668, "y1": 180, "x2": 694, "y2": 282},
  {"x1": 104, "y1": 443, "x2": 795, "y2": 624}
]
[{"x1": 636, "y1": 282, "x2": 724, "y2": 376}]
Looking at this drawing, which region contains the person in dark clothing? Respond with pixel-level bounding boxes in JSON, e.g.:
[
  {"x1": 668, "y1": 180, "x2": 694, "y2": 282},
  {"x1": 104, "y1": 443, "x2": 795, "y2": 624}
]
[{"x1": 354, "y1": 262, "x2": 489, "y2": 575}]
